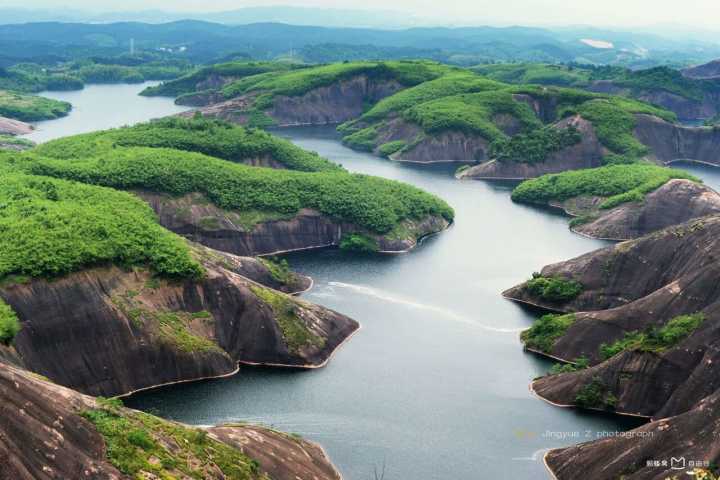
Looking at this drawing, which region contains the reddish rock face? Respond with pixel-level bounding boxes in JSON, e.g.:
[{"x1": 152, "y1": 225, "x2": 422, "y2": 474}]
[{"x1": 545, "y1": 390, "x2": 720, "y2": 480}]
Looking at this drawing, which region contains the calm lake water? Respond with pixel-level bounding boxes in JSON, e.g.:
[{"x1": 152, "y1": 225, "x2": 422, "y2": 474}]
[
  {"x1": 29, "y1": 83, "x2": 652, "y2": 479},
  {"x1": 126, "y1": 125, "x2": 646, "y2": 478},
  {"x1": 23, "y1": 82, "x2": 189, "y2": 143}
]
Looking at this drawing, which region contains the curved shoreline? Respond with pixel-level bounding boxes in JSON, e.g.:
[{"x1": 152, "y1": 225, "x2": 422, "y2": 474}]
[
  {"x1": 119, "y1": 324, "x2": 361, "y2": 399},
  {"x1": 528, "y1": 380, "x2": 652, "y2": 419},
  {"x1": 501, "y1": 292, "x2": 571, "y2": 314},
  {"x1": 238, "y1": 324, "x2": 361, "y2": 370}
]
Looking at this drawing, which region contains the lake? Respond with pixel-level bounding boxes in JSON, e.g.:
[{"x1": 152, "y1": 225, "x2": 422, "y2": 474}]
[
  {"x1": 23, "y1": 82, "x2": 189, "y2": 143},
  {"x1": 30, "y1": 84, "x2": 649, "y2": 479}
]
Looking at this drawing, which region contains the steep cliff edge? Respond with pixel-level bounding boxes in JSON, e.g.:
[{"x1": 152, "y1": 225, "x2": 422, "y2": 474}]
[
  {"x1": 457, "y1": 116, "x2": 605, "y2": 179},
  {"x1": 139, "y1": 191, "x2": 449, "y2": 255},
  {"x1": 508, "y1": 164, "x2": 706, "y2": 240},
  {"x1": 23, "y1": 118, "x2": 454, "y2": 255},
  {"x1": 0, "y1": 361, "x2": 343, "y2": 480},
  {"x1": 563, "y1": 179, "x2": 720, "y2": 240},
  {"x1": 182, "y1": 61, "x2": 450, "y2": 129},
  {"x1": 506, "y1": 215, "x2": 720, "y2": 419},
  {"x1": 189, "y1": 74, "x2": 404, "y2": 127},
  {"x1": 5, "y1": 251, "x2": 357, "y2": 397},
  {"x1": 634, "y1": 114, "x2": 720, "y2": 165}
]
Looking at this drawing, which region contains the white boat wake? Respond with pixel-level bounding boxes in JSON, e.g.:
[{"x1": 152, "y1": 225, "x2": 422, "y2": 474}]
[{"x1": 326, "y1": 281, "x2": 525, "y2": 333}]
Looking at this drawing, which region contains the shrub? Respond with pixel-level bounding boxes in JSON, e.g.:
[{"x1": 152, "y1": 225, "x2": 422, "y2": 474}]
[
  {"x1": 521, "y1": 313, "x2": 576, "y2": 353},
  {"x1": 575, "y1": 376, "x2": 616, "y2": 410},
  {"x1": 491, "y1": 125, "x2": 582, "y2": 163},
  {"x1": 0, "y1": 168, "x2": 203, "y2": 280},
  {"x1": 339, "y1": 233, "x2": 379, "y2": 252},
  {"x1": 548, "y1": 356, "x2": 589, "y2": 375},
  {"x1": 0, "y1": 300, "x2": 20, "y2": 345},
  {"x1": 599, "y1": 313, "x2": 705, "y2": 359},
  {"x1": 378, "y1": 140, "x2": 407, "y2": 157},
  {"x1": 525, "y1": 274, "x2": 583, "y2": 302}
]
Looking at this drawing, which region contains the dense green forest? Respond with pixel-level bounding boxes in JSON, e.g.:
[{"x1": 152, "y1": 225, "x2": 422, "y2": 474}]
[
  {"x1": 0, "y1": 54, "x2": 192, "y2": 93},
  {"x1": 0, "y1": 161, "x2": 202, "y2": 280},
  {"x1": 511, "y1": 163, "x2": 699, "y2": 209},
  {"x1": 475, "y1": 63, "x2": 720, "y2": 103},
  {"x1": 18, "y1": 118, "x2": 453, "y2": 235},
  {"x1": 332, "y1": 66, "x2": 676, "y2": 160}
]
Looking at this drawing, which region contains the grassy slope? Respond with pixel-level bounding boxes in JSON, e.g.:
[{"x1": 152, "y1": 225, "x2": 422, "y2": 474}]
[
  {"x1": 0, "y1": 90, "x2": 71, "y2": 122},
  {"x1": 24, "y1": 119, "x2": 454, "y2": 234},
  {"x1": 82, "y1": 398, "x2": 266, "y2": 479}
]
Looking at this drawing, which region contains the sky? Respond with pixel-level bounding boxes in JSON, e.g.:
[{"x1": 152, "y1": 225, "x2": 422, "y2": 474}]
[{"x1": 4, "y1": 0, "x2": 720, "y2": 29}]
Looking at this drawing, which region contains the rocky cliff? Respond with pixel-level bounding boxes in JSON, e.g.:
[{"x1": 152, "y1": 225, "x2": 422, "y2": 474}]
[
  {"x1": 0, "y1": 361, "x2": 342, "y2": 480},
  {"x1": 544, "y1": 389, "x2": 720, "y2": 480},
  {"x1": 634, "y1": 114, "x2": 720, "y2": 165},
  {"x1": 589, "y1": 80, "x2": 720, "y2": 121},
  {"x1": 457, "y1": 116, "x2": 605, "y2": 180},
  {"x1": 188, "y1": 75, "x2": 404, "y2": 127},
  {"x1": 506, "y1": 215, "x2": 720, "y2": 418},
  {"x1": 3, "y1": 248, "x2": 357, "y2": 397},
  {"x1": 683, "y1": 59, "x2": 720, "y2": 80},
  {"x1": 139, "y1": 191, "x2": 450, "y2": 255},
  {"x1": 554, "y1": 179, "x2": 720, "y2": 240}
]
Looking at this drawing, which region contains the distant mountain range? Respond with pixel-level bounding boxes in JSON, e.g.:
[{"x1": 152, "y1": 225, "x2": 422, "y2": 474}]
[
  {"x1": 0, "y1": 6, "x2": 424, "y2": 29},
  {"x1": 0, "y1": 10, "x2": 718, "y2": 68}
]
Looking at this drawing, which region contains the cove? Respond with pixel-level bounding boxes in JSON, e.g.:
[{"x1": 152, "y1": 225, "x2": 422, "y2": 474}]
[
  {"x1": 126, "y1": 126, "x2": 646, "y2": 479},
  {"x1": 22, "y1": 82, "x2": 189, "y2": 143}
]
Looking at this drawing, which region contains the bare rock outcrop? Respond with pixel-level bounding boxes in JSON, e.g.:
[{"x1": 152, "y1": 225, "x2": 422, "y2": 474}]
[
  {"x1": 187, "y1": 75, "x2": 404, "y2": 127},
  {"x1": 4, "y1": 251, "x2": 357, "y2": 397}
]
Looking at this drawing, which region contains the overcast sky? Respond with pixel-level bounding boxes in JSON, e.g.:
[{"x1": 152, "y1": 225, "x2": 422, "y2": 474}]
[{"x1": 5, "y1": 0, "x2": 720, "y2": 29}]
